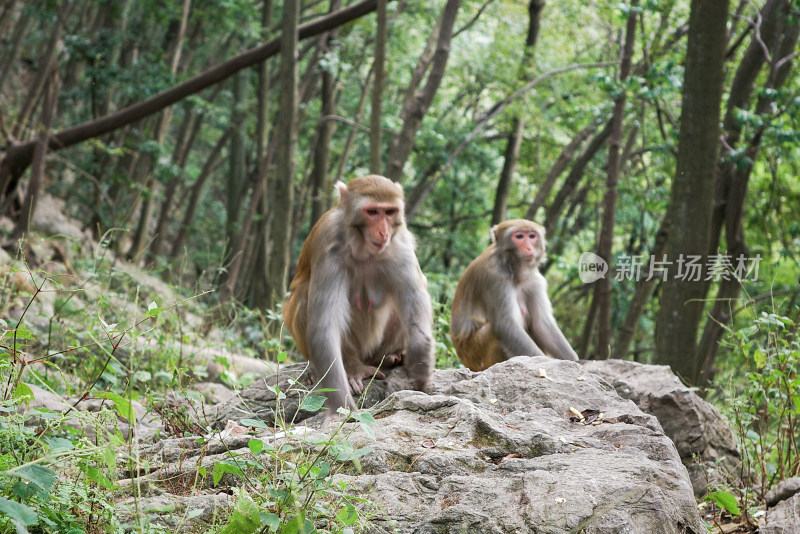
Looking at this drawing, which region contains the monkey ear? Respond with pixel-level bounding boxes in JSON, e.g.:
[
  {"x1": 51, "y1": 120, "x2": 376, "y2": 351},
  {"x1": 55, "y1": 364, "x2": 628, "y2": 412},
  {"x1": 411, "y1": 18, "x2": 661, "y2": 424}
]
[
  {"x1": 334, "y1": 181, "x2": 348, "y2": 205},
  {"x1": 490, "y1": 225, "x2": 500, "y2": 244}
]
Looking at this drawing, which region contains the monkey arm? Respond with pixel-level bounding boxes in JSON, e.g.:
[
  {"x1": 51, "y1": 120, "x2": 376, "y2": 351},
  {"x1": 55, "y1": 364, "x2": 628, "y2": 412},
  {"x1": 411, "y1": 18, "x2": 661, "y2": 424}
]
[
  {"x1": 488, "y1": 288, "x2": 545, "y2": 358},
  {"x1": 306, "y1": 258, "x2": 355, "y2": 411},
  {"x1": 390, "y1": 259, "x2": 434, "y2": 391},
  {"x1": 525, "y1": 273, "x2": 579, "y2": 361}
]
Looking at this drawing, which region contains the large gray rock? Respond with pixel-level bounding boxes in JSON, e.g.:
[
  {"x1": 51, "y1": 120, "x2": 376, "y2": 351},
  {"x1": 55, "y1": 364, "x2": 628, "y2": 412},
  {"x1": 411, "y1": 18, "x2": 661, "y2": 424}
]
[
  {"x1": 335, "y1": 357, "x2": 703, "y2": 533},
  {"x1": 139, "y1": 357, "x2": 704, "y2": 532},
  {"x1": 581, "y1": 359, "x2": 741, "y2": 497},
  {"x1": 763, "y1": 477, "x2": 800, "y2": 534},
  {"x1": 212, "y1": 357, "x2": 701, "y2": 532}
]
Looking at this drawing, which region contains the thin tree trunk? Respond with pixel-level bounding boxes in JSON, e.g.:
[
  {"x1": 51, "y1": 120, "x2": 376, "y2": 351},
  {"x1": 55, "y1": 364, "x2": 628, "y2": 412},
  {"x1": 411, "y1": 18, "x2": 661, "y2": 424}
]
[
  {"x1": 654, "y1": 0, "x2": 729, "y2": 383},
  {"x1": 525, "y1": 120, "x2": 596, "y2": 221},
  {"x1": 12, "y1": 1, "x2": 71, "y2": 139},
  {"x1": 492, "y1": 117, "x2": 524, "y2": 225},
  {"x1": 0, "y1": 9, "x2": 30, "y2": 95},
  {"x1": 126, "y1": 0, "x2": 192, "y2": 263},
  {"x1": 309, "y1": 0, "x2": 342, "y2": 225},
  {"x1": 369, "y1": 0, "x2": 386, "y2": 173},
  {"x1": 385, "y1": 0, "x2": 461, "y2": 182},
  {"x1": 243, "y1": 0, "x2": 275, "y2": 310},
  {"x1": 263, "y1": 0, "x2": 299, "y2": 307},
  {"x1": 611, "y1": 210, "x2": 670, "y2": 359},
  {"x1": 492, "y1": 0, "x2": 544, "y2": 225},
  {"x1": 593, "y1": 1, "x2": 637, "y2": 360},
  {"x1": 12, "y1": 69, "x2": 58, "y2": 239},
  {"x1": 170, "y1": 127, "x2": 234, "y2": 259}
]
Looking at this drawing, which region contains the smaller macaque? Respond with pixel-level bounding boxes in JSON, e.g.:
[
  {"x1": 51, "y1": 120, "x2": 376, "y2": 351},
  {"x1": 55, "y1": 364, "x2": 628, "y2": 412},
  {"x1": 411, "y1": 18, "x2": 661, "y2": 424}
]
[
  {"x1": 450, "y1": 219, "x2": 579, "y2": 371},
  {"x1": 284, "y1": 175, "x2": 435, "y2": 416}
]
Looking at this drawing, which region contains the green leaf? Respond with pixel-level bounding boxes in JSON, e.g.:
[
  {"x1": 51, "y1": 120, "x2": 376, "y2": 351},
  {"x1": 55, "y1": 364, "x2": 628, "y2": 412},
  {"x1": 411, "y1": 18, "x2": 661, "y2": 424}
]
[
  {"x1": 0, "y1": 496, "x2": 38, "y2": 528},
  {"x1": 14, "y1": 465, "x2": 57, "y2": 493},
  {"x1": 92, "y1": 391, "x2": 136, "y2": 425},
  {"x1": 13, "y1": 323, "x2": 35, "y2": 341},
  {"x1": 248, "y1": 439, "x2": 264, "y2": 456},
  {"x1": 83, "y1": 464, "x2": 114, "y2": 490},
  {"x1": 212, "y1": 461, "x2": 245, "y2": 486},
  {"x1": 300, "y1": 395, "x2": 326, "y2": 413},
  {"x1": 260, "y1": 512, "x2": 281, "y2": 531},
  {"x1": 219, "y1": 491, "x2": 260, "y2": 534},
  {"x1": 240, "y1": 418, "x2": 270, "y2": 429},
  {"x1": 145, "y1": 301, "x2": 166, "y2": 319},
  {"x1": 12, "y1": 383, "x2": 34, "y2": 404},
  {"x1": 753, "y1": 349, "x2": 767, "y2": 369},
  {"x1": 704, "y1": 491, "x2": 740, "y2": 516},
  {"x1": 336, "y1": 504, "x2": 358, "y2": 526}
]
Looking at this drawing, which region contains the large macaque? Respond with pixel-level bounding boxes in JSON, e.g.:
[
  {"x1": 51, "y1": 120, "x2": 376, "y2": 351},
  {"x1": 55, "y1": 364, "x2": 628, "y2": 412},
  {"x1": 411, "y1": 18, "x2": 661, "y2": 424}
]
[
  {"x1": 450, "y1": 219, "x2": 579, "y2": 371},
  {"x1": 284, "y1": 175, "x2": 435, "y2": 415}
]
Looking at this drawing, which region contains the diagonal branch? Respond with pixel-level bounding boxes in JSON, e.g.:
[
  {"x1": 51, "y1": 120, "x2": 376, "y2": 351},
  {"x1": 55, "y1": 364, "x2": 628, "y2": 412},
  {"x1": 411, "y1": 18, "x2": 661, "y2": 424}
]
[{"x1": 1, "y1": 0, "x2": 384, "y2": 194}]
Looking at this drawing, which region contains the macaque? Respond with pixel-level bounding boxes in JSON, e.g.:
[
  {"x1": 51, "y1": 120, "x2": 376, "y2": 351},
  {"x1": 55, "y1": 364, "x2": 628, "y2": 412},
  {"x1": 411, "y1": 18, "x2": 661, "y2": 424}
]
[
  {"x1": 450, "y1": 219, "x2": 579, "y2": 371},
  {"x1": 284, "y1": 174, "x2": 435, "y2": 415}
]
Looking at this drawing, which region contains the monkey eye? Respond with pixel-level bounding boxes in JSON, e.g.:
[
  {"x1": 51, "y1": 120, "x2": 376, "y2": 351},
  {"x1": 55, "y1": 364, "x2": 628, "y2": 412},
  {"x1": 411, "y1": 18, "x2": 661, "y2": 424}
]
[
  {"x1": 529, "y1": 232, "x2": 537, "y2": 239},
  {"x1": 514, "y1": 233, "x2": 524, "y2": 240},
  {"x1": 366, "y1": 208, "x2": 379, "y2": 216},
  {"x1": 385, "y1": 208, "x2": 398, "y2": 216}
]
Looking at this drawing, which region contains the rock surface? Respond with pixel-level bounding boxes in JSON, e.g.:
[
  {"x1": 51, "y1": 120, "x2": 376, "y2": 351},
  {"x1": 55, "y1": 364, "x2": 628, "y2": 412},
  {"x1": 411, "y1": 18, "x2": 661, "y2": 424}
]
[
  {"x1": 581, "y1": 359, "x2": 741, "y2": 497},
  {"x1": 763, "y1": 477, "x2": 800, "y2": 534},
  {"x1": 213, "y1": 356, "x2": 703, "y2": 533}
]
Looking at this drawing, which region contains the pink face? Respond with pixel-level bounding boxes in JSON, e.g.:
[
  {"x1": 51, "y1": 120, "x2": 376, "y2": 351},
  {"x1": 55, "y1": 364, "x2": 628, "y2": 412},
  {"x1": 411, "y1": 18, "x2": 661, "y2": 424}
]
[
  {"x1": 510, "y1": 227, "x2": 539, "y2": 261},
  {"x1": 362, "y1": 203, "x2": 399, "y2": 251}
]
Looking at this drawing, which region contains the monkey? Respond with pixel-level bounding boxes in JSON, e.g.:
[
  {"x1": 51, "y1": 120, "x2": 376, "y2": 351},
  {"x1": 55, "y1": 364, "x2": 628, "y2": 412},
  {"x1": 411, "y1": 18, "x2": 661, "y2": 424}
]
[
  {"x1": 284, "y1": 174, "x2": 435, "y2": 415},
  {"x1": 450, "y1": 219, "x2": 579, "y2": 371}
]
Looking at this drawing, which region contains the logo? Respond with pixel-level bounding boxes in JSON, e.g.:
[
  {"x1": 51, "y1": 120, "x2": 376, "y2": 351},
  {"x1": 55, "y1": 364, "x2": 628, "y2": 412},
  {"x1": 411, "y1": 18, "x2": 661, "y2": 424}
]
[{"x1": 579, "y1": 252, "x2": 608, "y2": 284}]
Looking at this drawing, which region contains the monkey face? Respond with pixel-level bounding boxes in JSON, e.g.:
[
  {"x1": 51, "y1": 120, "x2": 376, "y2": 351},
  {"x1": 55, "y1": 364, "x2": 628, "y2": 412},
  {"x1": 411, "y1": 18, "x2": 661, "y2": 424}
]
[{"x1": 361, "y1": 203, "x2": 400, "y2": 253}]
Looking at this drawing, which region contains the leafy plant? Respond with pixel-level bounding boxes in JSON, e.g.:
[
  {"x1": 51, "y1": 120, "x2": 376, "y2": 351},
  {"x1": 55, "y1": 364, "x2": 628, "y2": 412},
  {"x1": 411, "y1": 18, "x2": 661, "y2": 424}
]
[{"x1": 725, "y1": 306, "x2": 800, "y2": 512}]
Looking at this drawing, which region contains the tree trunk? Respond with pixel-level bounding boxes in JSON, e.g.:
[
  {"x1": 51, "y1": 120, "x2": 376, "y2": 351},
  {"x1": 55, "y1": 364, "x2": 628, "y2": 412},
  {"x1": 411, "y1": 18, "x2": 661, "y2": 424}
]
[
  {"x1": 309, "y1": 0, "x2": 342, "y2": 226},
  {"x1": 242, "y1": 0, "x2": 275, "y2": 310},
  {"x1": 697, "y1": 5, "x2": 798, "y2": 384},
  {"x1": 593, "y1": 0, "x2": 637, "y2": 360},
  {"x1": 170, "y1": 127, "x2": 234, "y2": 260},
  {"x1": 492, "y1": 117, "x2": 524, "y2": 225},
  {"x1": 654, "y1": 0, "x2": 729, "y2": 383},
  {"x1": 265, "y1": 0, "x2": 300, "y2": 307},
  {"x1": 369, "y1": 0, "x2": 386, "y2": 173},
  {"x1": 0, "y1": 8, "x2": 30, "y2": 96},
  {"x1": 12, "y1": 69, "x2": 58, "y2": 240},
  {"x1": 385, "y1": 0, "x2": 461, "y2": 182},
  {"x1": 611, "y1": 210, "x2": 670, "y2": 359},
  {"x1": 492, "y1": 0, "x2": 544, "y2": 225},
  {"x1": 12, "y1": 1, "x2": 71, "y2": 140}
]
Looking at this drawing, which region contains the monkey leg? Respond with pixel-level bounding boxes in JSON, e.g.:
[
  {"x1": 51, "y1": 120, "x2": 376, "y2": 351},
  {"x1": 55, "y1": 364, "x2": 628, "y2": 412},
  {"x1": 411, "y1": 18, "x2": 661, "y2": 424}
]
[{"x1": 456, "y1": 322, "x2": 507, "y2": 371}]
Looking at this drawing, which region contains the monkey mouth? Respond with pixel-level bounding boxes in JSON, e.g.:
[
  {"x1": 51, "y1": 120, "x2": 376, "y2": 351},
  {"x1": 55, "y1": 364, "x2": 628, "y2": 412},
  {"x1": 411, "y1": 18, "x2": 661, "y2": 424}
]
[{"x1": 370, "y1": 241, "x2": 388, "y2": 251}]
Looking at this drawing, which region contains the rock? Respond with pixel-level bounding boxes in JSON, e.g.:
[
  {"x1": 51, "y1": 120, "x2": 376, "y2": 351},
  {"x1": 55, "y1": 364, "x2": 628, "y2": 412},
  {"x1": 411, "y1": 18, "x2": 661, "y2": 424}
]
[
  {"x1": 193, "y1": 381, "x2": 236, "y2": 404},
  {"x1": 115, "y1": 493, "x2": 231, "y2": 530},
  {"x1": 763, "y1": 492, "x2": 800, "y2": 534},
  {"x1": 763, "y1": 477, "x2": 800, "y2": 534},
  {"x1": 581, "y1": 359, "x2": 741, "y2": 497},
  {"x1": 213, "y1": 356, "x2": 702, "y2": 532},
  {"x1": 766, "y1": 478, "x2": 800, "y2": 507},
  {"x1": 30, "y1": 193, "x2": 90, "y2": 240}
]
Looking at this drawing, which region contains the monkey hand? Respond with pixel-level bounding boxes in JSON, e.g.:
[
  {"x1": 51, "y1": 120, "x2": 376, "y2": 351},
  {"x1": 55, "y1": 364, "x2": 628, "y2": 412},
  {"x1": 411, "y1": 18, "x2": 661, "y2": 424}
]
[{"x1": 345, "y1": 363, "x2": 386, "y2": 395}]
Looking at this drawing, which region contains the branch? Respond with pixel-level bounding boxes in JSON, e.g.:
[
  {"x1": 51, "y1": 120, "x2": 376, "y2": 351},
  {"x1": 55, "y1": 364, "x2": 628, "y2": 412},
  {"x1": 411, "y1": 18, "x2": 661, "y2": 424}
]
[
  {"x1": 1, "y1": 0, "x2": 382, "y2": 188},
  {"x1": 406, "y1": 61, "x2": 615, "y2": 217}
]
